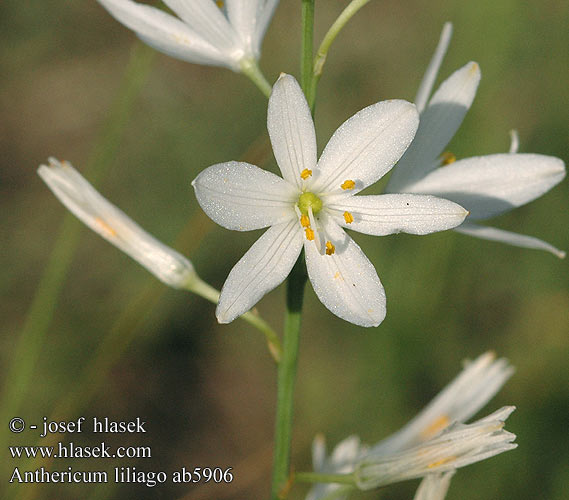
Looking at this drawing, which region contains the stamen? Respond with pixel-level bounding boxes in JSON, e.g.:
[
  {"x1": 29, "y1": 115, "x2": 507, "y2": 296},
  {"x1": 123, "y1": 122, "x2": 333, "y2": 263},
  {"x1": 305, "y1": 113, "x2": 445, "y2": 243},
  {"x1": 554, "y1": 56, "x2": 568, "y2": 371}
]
[
  {"x1": 94, "y1": 217, "x2": 117, "y2": 238},
  {"x1": 420, "y1": 415, "x2": 451, "y2": 439},
  {"x1": 427, "y1": 456, "x2": 455, "y2": 469},
  {"x1": 305, "y1": 228, "x2": 315, "y2": 241},
  {"x1": 308, "y1": 206, "x2": 322, "y2": 253},
  {"x1": 216, "y1": 0, "x2": 225, "y2": 8},
  {"x1": 300, "y1": 214, "x2": 310, "y2": 227},
  {"x1": 343, "y1": 211, "x2": 354, "y2": 224},
  {"x1": 300, "y1": 168, "x2": 312, "y2": 180},
  {"x1": 440, "y1": 151, "x2": 456, "y2": 165},
  {"x1": 340, "y1": 179, "x2": 355, "y2": 190},
  {"x1": 325, "y1": 241, "x2": 335, "y2": 255}
]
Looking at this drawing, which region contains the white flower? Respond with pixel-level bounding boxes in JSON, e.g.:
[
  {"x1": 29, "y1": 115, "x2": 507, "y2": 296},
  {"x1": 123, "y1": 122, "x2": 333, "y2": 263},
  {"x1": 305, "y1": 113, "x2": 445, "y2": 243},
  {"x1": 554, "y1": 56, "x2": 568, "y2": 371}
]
[
  {"x1": 305, "y1": 352, "x2": 513, "y2": 499},
  {"x1": 386, "y1": 22, "x2": 566, "y2": 258},
  {"x1": 192, "y1": 74, "x2": 468, "y2": 327},
  {"x1": 97, "y1": 0, "x2": 279, "y2": 71},
  {"x1": 38, "y1": 158, "x2": 196, "y2": 288},
  {"x1": 369, "y1": 351, "x2": 514, "y2": 455},
  {"x1": 355, "y1": 406, "x2": 517, "y2": 489}
]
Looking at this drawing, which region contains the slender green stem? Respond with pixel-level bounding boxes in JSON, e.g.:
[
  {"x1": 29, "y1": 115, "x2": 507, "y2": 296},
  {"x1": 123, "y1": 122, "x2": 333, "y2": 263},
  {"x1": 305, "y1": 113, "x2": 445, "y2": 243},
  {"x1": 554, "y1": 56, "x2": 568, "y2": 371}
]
[
  {"x1": 188, "y1": 277, "x2": 282, "y2": 362},
  {"x1": 0, "y1": 42, "x2": 155, "y2": 459},
  {"x1": 309, "y1": 0, "x2": 372, "y2": 109},
  {"x1": 241, "y1": 57, "x2": 273, "y2": 98},
  {"x1": 301, "y1": 0, "x2": 316, "y2": 105},
  {"x1": 267, "y1": 3, "x2": 315, "y2": 497},
  {"x1": 270, "y1": 255, "x2": 308, "y2": 499},
  {"x1": 294, "y1": 472, "x2": 356, "y2": 485}
]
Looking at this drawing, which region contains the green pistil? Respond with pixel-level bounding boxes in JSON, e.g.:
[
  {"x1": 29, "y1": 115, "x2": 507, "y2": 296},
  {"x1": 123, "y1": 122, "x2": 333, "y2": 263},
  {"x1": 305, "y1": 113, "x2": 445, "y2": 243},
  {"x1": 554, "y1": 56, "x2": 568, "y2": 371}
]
[{"x1": 298, "y1": 192, "x2": 323, "y2": 216}]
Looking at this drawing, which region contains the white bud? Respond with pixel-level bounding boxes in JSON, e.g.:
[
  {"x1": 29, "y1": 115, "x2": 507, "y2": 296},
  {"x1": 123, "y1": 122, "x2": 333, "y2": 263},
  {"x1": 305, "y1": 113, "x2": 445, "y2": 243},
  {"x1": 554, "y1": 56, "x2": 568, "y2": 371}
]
[{"x1": 38, "y1": 158, "x2": 196, "y2": 289}]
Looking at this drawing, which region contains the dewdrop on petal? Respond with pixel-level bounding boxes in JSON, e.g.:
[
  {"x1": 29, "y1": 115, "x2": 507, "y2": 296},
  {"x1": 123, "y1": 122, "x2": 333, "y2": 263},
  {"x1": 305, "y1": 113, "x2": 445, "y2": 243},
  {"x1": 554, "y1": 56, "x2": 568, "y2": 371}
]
[{"x1": 38, "y1": 158, "x2": 196, "y2": 289}]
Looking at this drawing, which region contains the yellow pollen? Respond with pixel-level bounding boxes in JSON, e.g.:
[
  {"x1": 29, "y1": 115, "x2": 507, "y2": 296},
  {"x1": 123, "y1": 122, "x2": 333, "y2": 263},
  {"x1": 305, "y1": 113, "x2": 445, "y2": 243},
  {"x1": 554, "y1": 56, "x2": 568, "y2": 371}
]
[
  {"x1": 216, "y1": 0, "x2": 224, "y2": 8},
  {"x1": 305, "y1": 228, "x2": 315, "y2": 241},
  {"x1": 325, "y1": 241, "x2": 335, "y2": 255},
  {"x1": 441, "y1": 151, "x2": 456, "y2": 165},
  {"x1": 421, "y1": 415, "x2": 451, "y2": 439},
  {"x1": 341, "y1": 179, "x2": 356, "y2": 190},
  {"x1": 94, "y1": 217, "x2": 117, "y2": 238},
  {"x1": 428, "y1": 456, "x2": 455, "y2": 469},
  {"x1": 300, "y1": 215, "x2": 311, "y2": 227},
  {"x1": 343, "y1": 211, "x2": 354, "y2": 224},
  {"x1": 300, "y1": 168, "x2": 313, "y2": 180}
]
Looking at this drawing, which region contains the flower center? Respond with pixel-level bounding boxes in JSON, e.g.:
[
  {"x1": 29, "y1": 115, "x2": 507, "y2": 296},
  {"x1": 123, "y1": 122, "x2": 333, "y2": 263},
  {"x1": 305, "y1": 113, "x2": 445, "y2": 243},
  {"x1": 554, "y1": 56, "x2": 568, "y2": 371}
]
[{"x1": 298, "y1": 192, "x2": 322, "y2": 216}]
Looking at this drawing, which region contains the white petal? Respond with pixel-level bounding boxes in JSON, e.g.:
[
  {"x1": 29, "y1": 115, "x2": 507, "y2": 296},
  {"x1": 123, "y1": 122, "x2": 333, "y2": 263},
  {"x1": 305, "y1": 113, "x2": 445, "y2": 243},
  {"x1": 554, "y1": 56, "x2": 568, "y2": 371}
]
[
  {"x1": 387, "y1": 62, "x2": 480, "y2": 192},
  {"x1": 226, "y1": 0, "x2": 277, "y2": 57},
  {"x1": 414, "y1": 22, "x2": 453, "y2": 114},
  {"x1": 327, "y1": 194, "x2": 467, "y2": 236},
  {"x1": 267, "y1": 74, "x2": 317, "y2": 189},
  {"x1": 304, "y1": 218, "x2": 386, "y2": 327},
  {"x1": 356, "y1": 407, "x2": 516, "y2": 490},
  {"x1": 413, "y1": 472, "x2": 455, "y2": 500},
  {"x1": 509, "y1": 129, "x2": 520, "y2": 154},
  {"x1": 312, "y1": 434, "x2": 327, "y2": 472},
  {"x1": 456, "y1": 222, "x2": 566, "y2": 258},
  {"x1": 38, "y1": 159, "x2": 196, "y2": 288},
  {"x1": 192, "y1": 161, "x2": 297, "y2": 231},
  {"x1": 225, "y1": 0, "x2": 261, "y2": 55},
  {"x1": 312, "y1": 100, "x2": 419, "y2": 195},
  {"x1": 161, "y1": 0, "x2": 239, "y2": 54},
  {"x1": 97, "y1": 0, "x2": 231, "y2": 68},
  {"x1": 254, "y1": 0, "x2": 280, "y2": 55},
  {"x1": 404, "y1": 153, "x2": 566, "y2": 219},
  {"x1": 370, "y1": 352, "x2": 514, "y2": 455},
  {"x1": 216, "y1": 220, "x2": 303, "y2": 323}
]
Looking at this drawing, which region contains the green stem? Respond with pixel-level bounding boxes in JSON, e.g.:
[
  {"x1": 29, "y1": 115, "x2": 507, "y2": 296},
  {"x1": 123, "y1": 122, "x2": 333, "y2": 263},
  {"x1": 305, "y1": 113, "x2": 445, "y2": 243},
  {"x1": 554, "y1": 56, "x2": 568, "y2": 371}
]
[
  {"x1": 270, "y1": 255, "x2": 308, "y2": 499},
  {"x1": 0, "y1": 42, "x2": 155, "y2": 458},
  {"x1": 309, "y1": 0, "x2": 372, "y2": 109},
  {"x1": 294, "y1": 471, "x2": 356, "y2": 485},
  {"x1": 301, "y1": 0, "x2": 316, "y2": 105},
  {"x1": 188, "y1": 277, "x2": 282, "y2": 362},
  {"x1": 241, "y1": 57, "x2": 273, "y2": 98}
]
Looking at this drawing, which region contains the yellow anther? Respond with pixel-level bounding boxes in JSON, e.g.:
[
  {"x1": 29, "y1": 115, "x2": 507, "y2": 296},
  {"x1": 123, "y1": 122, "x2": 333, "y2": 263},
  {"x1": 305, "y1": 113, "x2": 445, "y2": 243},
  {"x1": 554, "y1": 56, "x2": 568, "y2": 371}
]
[
  {"x1": 340, "y1": 179, "x2": 355, "y2": 190},
  {"x1": 300, "y1": 168, "x2": 313, "y2": 180},
  {"x1": 440, "y1": 151, "x2": 456, "y2": 165},
  {"x1": 94, "y1": 217, "x2": 117, "y2": 238},
  {"x1": 427, "y1": 456, "x2": 455, "y2": 469},
  {"x1": 305, "y1": 228, "x2": 315, "y2": 241},
  {"x1": 325, "y1": 241, "x2": 335, "y2": 255},
  {"x1": 420, "y1": 415, "x2": 451, "y2": 440},
  {"x1": 300, "y1": 214, "x2": 311, "y2": 228},
  {"x1": 216, "y1": 0, "x2": 224, "y2": 8},
  {"x1": 343, "y1": 211, "x2": 354, "y2": 224}
]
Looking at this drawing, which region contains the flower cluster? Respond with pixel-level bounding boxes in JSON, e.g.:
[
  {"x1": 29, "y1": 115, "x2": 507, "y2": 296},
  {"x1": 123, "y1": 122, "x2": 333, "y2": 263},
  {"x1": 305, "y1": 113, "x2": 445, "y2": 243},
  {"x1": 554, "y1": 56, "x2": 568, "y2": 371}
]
[{"x1": 306, "y1": 352, "x2": 516, "y2": 499}]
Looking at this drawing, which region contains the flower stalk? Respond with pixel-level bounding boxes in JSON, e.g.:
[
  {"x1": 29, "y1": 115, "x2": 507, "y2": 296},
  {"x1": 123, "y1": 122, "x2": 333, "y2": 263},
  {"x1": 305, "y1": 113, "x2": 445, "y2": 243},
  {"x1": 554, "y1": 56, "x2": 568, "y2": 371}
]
[
  {"x1": 240, "y1": 57, "x2": 272, "y2": 98},
  {"x1": 187, "y1": 276, "x2": 282, "y2": 361},
  {"x1": 309, "y1": 0, "x2": 372, "y2": 109},
  {"x1": 269, "y1": 3, "x2": 315, "y2": 496}
]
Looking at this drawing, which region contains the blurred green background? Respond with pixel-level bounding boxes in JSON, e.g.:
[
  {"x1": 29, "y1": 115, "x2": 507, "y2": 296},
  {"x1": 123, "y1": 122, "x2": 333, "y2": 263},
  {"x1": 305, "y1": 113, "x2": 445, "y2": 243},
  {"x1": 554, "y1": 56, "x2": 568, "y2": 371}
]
[{"x1": 1, "y1": 1, "x2": 568, "y2": 499}]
